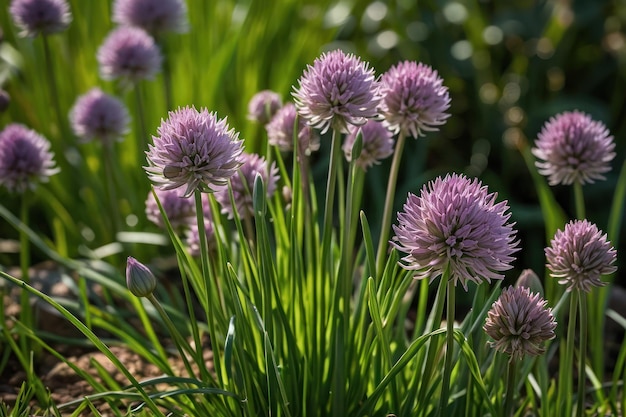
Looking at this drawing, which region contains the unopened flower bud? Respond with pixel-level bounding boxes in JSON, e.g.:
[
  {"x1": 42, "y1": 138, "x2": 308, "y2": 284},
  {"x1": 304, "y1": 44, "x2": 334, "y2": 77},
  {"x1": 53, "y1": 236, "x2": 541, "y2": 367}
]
[
  {"x1": 126, "y1": 256, "x2": 157, "y2": 297},
  {"x1": 515, "y1": 269, "x2": 544, "y2": 297}
]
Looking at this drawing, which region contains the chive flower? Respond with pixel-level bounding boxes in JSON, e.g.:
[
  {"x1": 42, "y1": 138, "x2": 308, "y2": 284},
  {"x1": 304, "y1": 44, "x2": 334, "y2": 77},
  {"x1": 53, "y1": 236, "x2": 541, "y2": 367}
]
[
  {"x1": 265, "y1": 102, "x2": 319, "y2": 155},
  {"x1": 69, "y1": 88, "x2": 130, "y2": 144},
  {"x1": 112, "y1": 0, "x2": 189, "y2": 36},
  {"x1": 391, "y1": 173, "x2": 518, "y2": 290},
  {"x1": 342, "y1": 119, "x2": 394, "y2": 170},
  {"x1": 0, "y1": 124, "x2": 59, "y2": 193},
  {"x1": 532, "y1": 111, "x2": 615, "y2": 186},
  {"x1": 378, "y1": 61, "x2": 451, "y2": 138},
  {"x1": 545, "y1": 219, "x2": 617, "y2": 293},
  {"x1": 293, "y1": 49, "x2": 381, "y2": 134},
  {"x1": 145, "y1": 106, "x2": 244, "y2": 196},
  {"x1": 484, "y1": 286, "x2": 557, "y2": 361},
  {"x1": 145, "y1": 187, "x2": 195, "y2": 229},
  {"x1": 126, "y1": 256, "x2": 157, "y2": 297},
  {"x1": 97, "y1": 26, "x2": 162, "y2": 84},
  {"x1": 9, "y1": 0, "x2": 72, "y2": 37},
  {"x1": 247, "y1": 90, "x2": 282, "y2": 125},
  {"x1": 214, "y1": 153, "x2": 279, "y2": 219}
]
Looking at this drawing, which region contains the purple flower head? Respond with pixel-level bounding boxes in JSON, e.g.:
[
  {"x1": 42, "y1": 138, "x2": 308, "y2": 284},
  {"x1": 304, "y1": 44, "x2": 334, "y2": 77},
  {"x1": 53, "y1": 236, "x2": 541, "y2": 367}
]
[
  {"x1": 97, "y1": 26, "x2": 162, "y2": 84},
  {"x1": 69, "y1": 88, "x2": 130, "y2": 144},
  {"x1": 266, "y1": 102, "x2": 320, "y2": 155},
  {"x1": 126, "y1": 256, "x2": 157, "y2": 297},
  {"x1": 145, "y1": 187, "x2": 195, "y2": 229},
  {"x1": 343, "y1": 119, "x2": 394, "y2": 171},
  {"x1": 145, "y1": 106, "x2": 244, "y2": 197},
  {"x1": 378, "y1": 61, "x2": 451, "y2": 138},
  {"x1": 9, "y1": 0, "x2": 71, "y2": 37},
  {"x1": 484, "y1": 286, "x2": 557, "y2": 361},
  {"x1": 532, "y1": 111, "x2": 615, "y2": 186},
  {"x1": 113, "y1": 0, "x2": 189, "y2": 35},
  {"x1": 247, "y1": 90, "x2": 282, "y2": 125},
  {"x1": 0, "y1": 124, "x2": 59, "y2": 193},
  {"x1": 391, "y1": 173, "x2": 519, "y2": 290},
  {"x1": 215, "y1": 152, "x2": 279, "y2": 219},
  {"x1": 292, "y1": 49, "x2": 381, "y2": 134},
  {"x1": 545, "y1": 219, "x2": 617, "y2": 293}
]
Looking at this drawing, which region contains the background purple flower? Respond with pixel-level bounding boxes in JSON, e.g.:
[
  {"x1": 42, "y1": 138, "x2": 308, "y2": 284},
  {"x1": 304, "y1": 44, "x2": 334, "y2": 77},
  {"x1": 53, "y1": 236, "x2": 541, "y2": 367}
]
[
  {"x1": 69, "y1": 88, "x2": 130, "y2": 144},
  {"x1": 113, "y1": 0, "x2": 189, "y2": 35},
  {"x1": 97, "y1": 26, "x2": 162, "y2": 84},
  {"x1": 378, "y1": 61, "x2": 451, "y2": 138},
  {"x1": 484, "y1": 286, "x2": 556, "y2": 361},
  {"x1": 0, "y1": 124, "x2": 59, "y2": 193},
  {"x1": 185, "y1": 218, "x2": 216, "y2": 257},
  {"x1": 545, "y1": 219, "x2": 617, "y2": 293},
  {"x1": 293, "y1": 49, "x2": 380, "y2": 134},
  {"x1": 342, "y1": 120, "x2": 394, "y2": 170},
  {"x1": 391, "y1": 173, "x2": 518, "y2": 290},
  {"x1": 215, "y1": 153, "x2": 279, "y2": 219},
  {"x1": 266, "y1": 102, "x2": 319, "y2": 155},
  {"x1": 145, "y1": 106, "x2": 244, "y2": 196},
  {"x1": 532, "y1": 111, "x2": 615, "y2": 186},
  {"x1": 247, "y1": 90, "x2": 282, "y2": 125},
  {"x1": 9, "y1": 0, "x2": 72, "y2": 37},
  {"x1": 145, "y1": 187, "x2": 195, "y2": 229}
]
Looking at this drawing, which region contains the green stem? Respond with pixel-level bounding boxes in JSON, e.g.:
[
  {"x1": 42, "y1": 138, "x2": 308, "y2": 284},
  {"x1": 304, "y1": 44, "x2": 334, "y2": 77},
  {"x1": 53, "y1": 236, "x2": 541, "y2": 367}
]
[
  {"x1": 159, "y1": 38, "x2": 173, "y2": 111},
  {"x1": 573, "y1": 182, "x2": 585, "y2": 220},
  {"x1": 102, "y1": 142, "x2": 121, "y2": 235},
  {"x1": 376, "y1": 132, "x2": 407, "y2": 277},
  {"x1": 321, "y1": 129, "x2": 341, "y2": 273},
  {"x1": 134, "y1": 86, "x2": 148, "y2": 153},
  {"x1": 503, "y1": 359, "x2": 518, "y2": 417},
  {"x1": 560, "y1": 290, "x2": 578, "y2": 417},
  {"x1": 437, "y1": 279, "x2": 456, "y2": 416},
  {"x1": 19, "y1": 193, "x2": 32, "y2": 354},
  {"x1": 42, "y1": 35, "x2": 64, "y2": 137},
  {"x1": 576, "y1": 291, "x2": 588, "y2": 417}
]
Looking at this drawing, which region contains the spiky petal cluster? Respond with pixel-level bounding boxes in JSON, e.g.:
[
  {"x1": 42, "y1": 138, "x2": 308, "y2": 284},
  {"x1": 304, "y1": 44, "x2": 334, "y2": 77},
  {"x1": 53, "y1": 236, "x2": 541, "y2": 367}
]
[
  {"x1": 532, "y1": 111, "x2": 615, "y2": 186},
  {"x1": 247, "y1": 90, "x2": 282, "y2": 125},
  {"x1": 9, "y1": 0, "x2": 72, "y2": 37},
  {"x1": 484, "y1": 286, "x2": 557, "y2": 361},
  {"x1": 145, "y1": 106, "x2": 244, "y2": 197},
  {"x1": 145, "y1": 187, "x2": 195, "y2": 229},
  {"x1": 97, "y1": 26, "x2": 162, "y2": 84},
  {"x1": 545, "y1": 220, "x2": 617, "y2": 293},
  {"x1": 391, "y1": 174, "x2": 518, "y2": 290},
  {"x1": 343, "y1": 120, "x2": 394, "y2": 171},
  {"x1": 112, "y1": 0, "x2": 189, "y2": 35},
  {"x1": 69, "y1": 88, "x2": 130, "y2": 144},
  {"x1": 215, "y1": 153, "x2": 279, "y2": 219},
  {"x1": 266, "y1": 102, "x2": 319, "y2": 155},
  {"x1": 0, "y1": 124, "x2": 59, "y2": 193},
  {"x1": 293, "y1": 49, "x2": 381, "y2": 134},
  {"x1": 378, "y1": 61, "x2": 451, "y2": 138}
]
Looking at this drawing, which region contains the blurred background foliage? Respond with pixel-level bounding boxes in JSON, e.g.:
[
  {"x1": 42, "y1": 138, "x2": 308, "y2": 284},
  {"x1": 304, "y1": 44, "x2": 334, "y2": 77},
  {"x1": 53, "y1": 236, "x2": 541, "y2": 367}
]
[{"x1": 0, "y1": 0, "x2": 624, "y2": 287}]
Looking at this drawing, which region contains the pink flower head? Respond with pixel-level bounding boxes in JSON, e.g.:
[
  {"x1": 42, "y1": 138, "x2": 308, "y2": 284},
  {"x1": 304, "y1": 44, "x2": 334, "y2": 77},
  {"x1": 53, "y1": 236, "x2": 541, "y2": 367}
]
[
  {"x1": 0, "y1": 124, "x2": 59, "y2": 193},
  {"x1": 545, "y1": 219, "x2": 617, "y2": 293},
  {"x1": 97, "y1": 26, "x2": 162, "y2": 84},
  {"x1": 343, "y1": 119, "x2": 394, "y2": 171},
  {"x1": 113, "y1": 0, "x2": 189, "y2": 35},
  {"x1": 266, "y1": 102, "x2": 319, "y2": 155},
  {"x1": 391, "y1": 173, "x2": 518, "y2": 290},
  {"x1": 484, "y1": 286, "x2": 557, "y2": 361},
  {"x1": 378, "y1": 61, "x2": 451, "y2": 138},
  {"x1": 145, "y1": 187, "x2": 195, "y2": 229},
  {"x1": 145, "y1": 106, "x2": 244, "y2": 197},
  {"x1": 9, "y1": 0, "x2": 71, "y2": 37},
  {"x1": 215, "y1": 153, "x2": 279, "y2": 219},
  {"x1": 69, "y1": 88, "x2": 130, "y2": 144},
  {"x1": 247, "y1": 90, "x2": 282, "y2": 124},
  {"x1": 293, "y1": 49, "x2": 381, "y2": 134},
  {"x1": 532, "y1": 111, "x2": 615, "y2": 186}
]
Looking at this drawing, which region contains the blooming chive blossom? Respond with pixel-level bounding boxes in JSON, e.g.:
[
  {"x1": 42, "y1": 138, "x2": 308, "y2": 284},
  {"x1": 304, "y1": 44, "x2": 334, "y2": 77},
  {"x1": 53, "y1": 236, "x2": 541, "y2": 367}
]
[
  {"x1": 293, "y1": 49, "x2": 381, "y2": 134},
  {"x1": 145, "y1": 106, "x2": 244, "y2": 196},
  {"x1": 378, "y1": 61, "x2": 451, "y2": 138},
  {"x1": 545, "y1": 220, "x2": 617, "y2": 293},
  {"x1": 145, "y1": 187, "x2": 195, "y2": 229},
  {"x1": 247, "y1": 90, "x2": 282, "y2": 124},
  {"x1": 69, "y1": 88, "x2": 130, "y2": 144},
  {"x1": 343, "y1": 120, "x2": 394, "y2": 170},
  {"x1": 484, "y1": 286, "x2": 557, "y2": 361},
  {"x1": 532, "y1": 111, "x2": 616, "y2": 186},
  {"x1": 215, "y1": 153, "x2": 279, "y2": 219},
  {"x1": 97, "y1": 26, "x2": 162, "y2": 84},
  {"x1": 9, "y1": 0, "x2": 71, "y2": 37},
  {"x1": 391, "y1": 174, "x2": 518, "y2": 290},
  {"x1": 266, "y1": 102, "x2": 320, "y2": 155},
  {"x1": 112, "y1": 0, "x2": 189, "y2": 35},
  {"x1": 0, "y1": 124, "x2": 59, "y2": 193}
]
